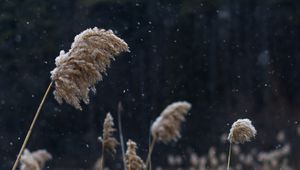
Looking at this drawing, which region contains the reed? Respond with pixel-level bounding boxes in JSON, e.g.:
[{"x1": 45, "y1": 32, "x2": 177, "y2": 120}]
[
  {"x1": 12, "y1": 27, "x2": 128, "y2": 170},
  {"x1": 51, "y1": 27, "x2": 129, "y2": 110},
  {"x1": 146, "y1": 101, "x2": 192, "y2": 169},
  {"x1": 19, "y1": 149, "x2": 52, "y2": 170},
  {"x1": 98, "y1": 113, "x2": 119, "y2": 170},
  {"x1": 125, "y1": 139, "x2": 145, "y2": 170},
  {"x1": 227, "y1": 119, "x2": 256, "y2": 170}
]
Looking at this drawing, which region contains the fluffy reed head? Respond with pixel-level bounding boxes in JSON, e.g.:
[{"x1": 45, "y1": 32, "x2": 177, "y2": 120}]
[
  {"x1": 98, "y1": 112, "x2": 119, "y2": 154},
  {"x1": 51, "y1": 27, "x2": 129, "y2": 110},
  {"x1": 20, "y1": 149, "x2": 52, "y2": 170},
  {"x1": 151, "y1": 101, "x2": 192, "y2": 143},
  {"x1": 125, "y1": 139, "x2": 145, "y2": 170},
  {"x1": 228, "y1": 118, "x2": 257, "y2": 144}
]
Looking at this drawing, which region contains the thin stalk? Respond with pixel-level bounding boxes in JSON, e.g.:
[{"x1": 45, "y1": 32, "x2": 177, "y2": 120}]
[
  {"x1": 117, "y1": 102, "x2": 126, "y2": 170},
  {"x1": 148, "y1": 135, "x2": 152, "y2": 170},
  {"x1": 145, "y1": 137, "x2": 156, "y2": 170},
  {"x1": 100, "y1": 142, "x2": 105, "y2": 170},
  {"x1": 227, "y1": 142, "x2": 232, "y2": 170},
  {"x1": 12, "y1": 81, "x2": 53, "y2": 170}
]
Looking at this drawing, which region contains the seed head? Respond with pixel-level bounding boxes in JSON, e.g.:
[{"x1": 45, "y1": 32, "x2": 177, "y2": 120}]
[
  {"x1": 99, "y1": 112, "x2": 119, "y2": 154},
  {"x1": 151, "y1": 101, "x2": 192, "y2": 143},
  {"x1": 125, "y1": 139, "x2": 145, "y2": 170},
  {"x1": 228, "y1": 119, "x2": 257, "y2": 144},
  {"x1": 51, "y1": 27, "x2": 129, "y2": 110},
  {"x1": 20, "y1": 149, "x2": 52, "y2": 170}
]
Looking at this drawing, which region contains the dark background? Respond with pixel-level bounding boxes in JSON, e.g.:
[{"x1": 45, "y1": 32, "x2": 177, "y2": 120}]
[{"x1": 0, "y1": 0, "x2": 300, "y2": 169}]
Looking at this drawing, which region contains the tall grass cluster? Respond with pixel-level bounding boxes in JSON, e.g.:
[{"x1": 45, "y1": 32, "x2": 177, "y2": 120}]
[
  {"x1": 11, "y1": 27, "x2": 295, "y2": 170},
  {"x1": 162, "y1": 130, "x2": 293, "y2": 170}
]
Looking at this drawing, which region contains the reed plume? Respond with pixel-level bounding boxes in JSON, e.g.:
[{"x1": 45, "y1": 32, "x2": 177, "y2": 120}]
[
  {"x1": 20, "y1": 149, "x2": 52, "y2": 170},
  {"x1": 99, "y1": 112, "x2": 119, "y2": 170},
  {"x1": 12, "y1": 27, "x2": 128, "y2": 170},
  {"x1": 125, "y1": 139, "x2": 146, "y2": 170},
  {"x1": 51, "y1": 27, "x2": 129, "y2": 110},
  {"x1": 146, "y1": 101, "x2": 192, "y2": 169},
  {"x1": 228, "y1": 119, "x2": 257, "y2": 144},
  {"x1": 151, "y1": 101, "x2": 192, "y2": 143},
  {"x1": 227, "y1": 118, "x2": 256, "y2": 170}
]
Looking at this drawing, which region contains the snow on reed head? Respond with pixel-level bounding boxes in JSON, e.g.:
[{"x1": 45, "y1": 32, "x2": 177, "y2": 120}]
[
  {"x1": 99, "y1": 113, "x2": 119, "y2": 154},
  {"x1": 51, "y1": 27, "x2": 129, "y2": 110},
  {"x1": 151, "y1": 101, "x2": 192, "y2": 143},
  {"x1": 20, "y1": 149, "x2": 52, "y2": 170},
  {"x1": 228, "y1": 119, "x2": 257, "y2": 144},
  {"x1": 125, "y1": 139, "x2": 145, "y2": 170}
]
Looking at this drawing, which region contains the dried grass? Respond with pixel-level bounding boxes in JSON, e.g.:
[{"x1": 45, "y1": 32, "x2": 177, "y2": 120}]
[
  {"x1": 227, "y1": 118, "x2": 257, "y2": 170},
  {"x1": 228, "y1": 119, "x2": 257, "y2": 144},
  {"x1": 99, "y1": 112, "x2": 119, "y2": 154},
  {"x1": 98, "y1": 112, "x2": 119, "y2": 170},
  {"x1": 151, "y1": 101, "x2": 192, "y2": 143},
  {"x1": 125, "y1": 139, "x2": 145, "y2": 170},
  {"x1": 20, "y1": 149, "x2": 52, "y2": 170},
  {"x1": 51, "y1": 27, "x2": 129, "y2": 110},
  {"x1": 146, "y1": 101, "x2": 192, "y2": 169}
]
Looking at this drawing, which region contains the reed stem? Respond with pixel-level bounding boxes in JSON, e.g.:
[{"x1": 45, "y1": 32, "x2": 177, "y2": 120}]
[
  {"x1": 227, "y1": 142, "x2": 232, "y2": 170},
  {"x1": 148, "y1": 135, "x2": 152, "y2": 170},
  {"x1": 145, "y1": 137, "x2": 156, "y2": 170},
  {"x1": 12, "y1": 81, "x2": 53, "y2": 170},
  {"x1": 117, "y1": 102, "x2": 127, "y2": 170},
  {"x1": 100, "y1": 143, "x2": 105, "y2": 170}
]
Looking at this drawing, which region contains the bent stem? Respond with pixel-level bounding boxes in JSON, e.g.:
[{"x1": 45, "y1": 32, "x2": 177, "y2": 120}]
[
  {"x1": 145, "y1": 137, "x2": 156, "y2": 170},
  {"x1": 227, "y1": 142, "x2": 232, "y2": 170},
  {"x1": 12, "y1": 81, "x2": 53, "y2": 170}
]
